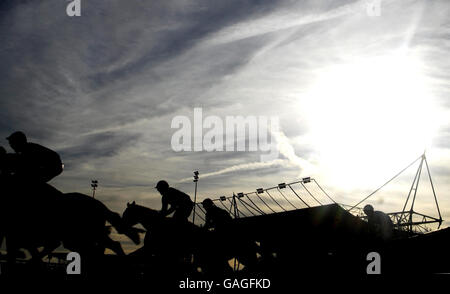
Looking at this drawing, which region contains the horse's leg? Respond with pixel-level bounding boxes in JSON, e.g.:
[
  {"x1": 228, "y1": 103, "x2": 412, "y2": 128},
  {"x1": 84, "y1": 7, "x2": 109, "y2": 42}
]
[
  {"x1": 104, "y1": 209, "x2": 141, "y2": 245},
  {"x1": 102, "y1": 236, "x2": 125, "y2": 256},
  {"x1": 122, "y1": 227, "x2": 141, "y2": 245}
]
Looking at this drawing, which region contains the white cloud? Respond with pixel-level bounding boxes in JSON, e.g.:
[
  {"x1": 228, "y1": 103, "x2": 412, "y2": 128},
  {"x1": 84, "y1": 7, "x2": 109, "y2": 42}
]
[{"x1": 1, "y1": 0, "x2": 449, "y2": 222}]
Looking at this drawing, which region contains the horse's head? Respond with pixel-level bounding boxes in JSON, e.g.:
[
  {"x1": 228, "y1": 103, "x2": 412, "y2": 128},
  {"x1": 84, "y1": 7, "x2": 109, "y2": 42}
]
[
  {"x1": 122, "y1": 201, "x2": 161, "y2": 228},
  {"x1": 122, "y1": 201, "x2": 140, "y2": 227}
]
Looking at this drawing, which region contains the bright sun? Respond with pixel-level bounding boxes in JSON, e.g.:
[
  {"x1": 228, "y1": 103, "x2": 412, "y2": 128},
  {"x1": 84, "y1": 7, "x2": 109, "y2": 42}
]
[{"x1": 303, "y1": 54, "x2": 440, "y2": 190}]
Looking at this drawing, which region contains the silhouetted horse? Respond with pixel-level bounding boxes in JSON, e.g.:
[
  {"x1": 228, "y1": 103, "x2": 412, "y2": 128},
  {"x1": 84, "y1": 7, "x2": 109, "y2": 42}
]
[
  {"x1": 122, "y1": 202, "x2": 208, "y2": 271},
  {"x1": 0, "y1": 179, "x2": 140, "y2": 262},
  {"x1": 122, "y1": 202, "x2": 259, "y2": 276}
]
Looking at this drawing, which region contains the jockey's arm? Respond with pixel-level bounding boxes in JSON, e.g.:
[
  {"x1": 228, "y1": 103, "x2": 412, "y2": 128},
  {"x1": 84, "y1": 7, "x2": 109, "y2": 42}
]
[
  {"x1": 160, "y1": 197, "x2": 177, "y2": 216},
  {"x1": 160, "y1": 197, "x2": 168, "y2": 215},
  {"x1": 163, "y1": 205, "x2": 176, "y2": 216}
]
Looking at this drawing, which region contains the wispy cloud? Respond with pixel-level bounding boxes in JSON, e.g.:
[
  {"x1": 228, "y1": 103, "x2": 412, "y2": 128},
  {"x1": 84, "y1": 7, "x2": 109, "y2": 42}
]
[
  {"x1": 178, "y1": 129, "x2": 313, "y2": 182},
  {"x1": 202, "y1": 0, "x2": 368, "y2": 46},
  {"x1": 0, "y1": 0, "x2": 449, "y2": 221},
  {"x1": 179, "y1": 159, "x2": 287, "y2": 182}
]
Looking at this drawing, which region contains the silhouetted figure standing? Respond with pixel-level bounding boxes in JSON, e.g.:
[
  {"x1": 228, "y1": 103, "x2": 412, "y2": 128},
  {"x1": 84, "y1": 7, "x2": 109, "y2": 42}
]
[
  {"x1": 364, "y1": 204, "x2": 394, "y2": 241},
  {"x1": 202, "y1": 198, "x2": 232, "y2": 232},
  {"x1": 155, "y1": 180, "x2": 193, "y2": 223},
  {"x1": 6, "y1": 131, "x2": 63, "y2": 183}
]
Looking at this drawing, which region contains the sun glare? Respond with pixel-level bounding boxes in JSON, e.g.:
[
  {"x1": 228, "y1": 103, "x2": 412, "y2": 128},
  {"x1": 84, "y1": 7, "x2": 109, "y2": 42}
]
[{"x1": 303, "y1": 54, "x2": 440, "y2": 190}]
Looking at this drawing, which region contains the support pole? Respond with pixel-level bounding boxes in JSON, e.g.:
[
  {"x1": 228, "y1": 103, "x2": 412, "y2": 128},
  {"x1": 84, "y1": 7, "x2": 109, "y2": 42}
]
[
  {"x1": 233, "y1": 193, "x2": 239, "y2": 272},
  {"x1": 400, "y1": 156, "x2": 423, "y2": 224},
  {"x1": 408, "y1": 156, "x2": 424, "y2": 232},
  {"x1": 424, "y1": 154, "x2": 442, "y2": 227},
  {"x1": 192, "y1": 171, "x2": 199, "y2": 224},
  {"x1": 91, "y1": 180, "x2": 98, "y2": 198}
]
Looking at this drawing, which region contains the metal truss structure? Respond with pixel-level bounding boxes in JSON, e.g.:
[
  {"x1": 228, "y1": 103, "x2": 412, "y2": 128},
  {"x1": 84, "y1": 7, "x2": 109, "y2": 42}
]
[
  {"x1": 349, "y1": 153, "x2": 442, "y2": 234},
  {"x1": 191, "y1": 177, "x2": 337, "y2": 224},
  {"x1": 191, "y1": 153, "x2": 443, "y2": 235}
]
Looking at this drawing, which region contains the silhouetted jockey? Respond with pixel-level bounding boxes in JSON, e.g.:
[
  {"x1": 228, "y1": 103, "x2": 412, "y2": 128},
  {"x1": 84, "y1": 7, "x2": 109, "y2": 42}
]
[
  {"x1": 155, "y1": 180, "x2": 193, "y2": 223},
  {"x1": 202, "y1": 198, "x2": 259, "y2": 269},
  {"x1": 202, "y1": 198, "x2": 232, "y2": 232},
  {"x1": 364, "y1": 204, "x2": 394, "y2": 241},
  {"x1": 6, "y1": 131, "x2": 63, "y2": 183}
]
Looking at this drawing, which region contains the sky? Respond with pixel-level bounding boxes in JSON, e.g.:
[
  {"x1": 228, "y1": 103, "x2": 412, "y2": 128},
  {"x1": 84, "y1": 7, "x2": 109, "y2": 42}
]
[{"x1": 1, "y1": 0, "x2": 450, "y2": 252}]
